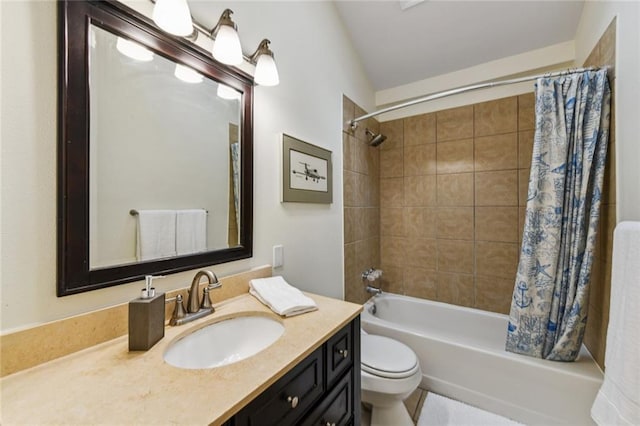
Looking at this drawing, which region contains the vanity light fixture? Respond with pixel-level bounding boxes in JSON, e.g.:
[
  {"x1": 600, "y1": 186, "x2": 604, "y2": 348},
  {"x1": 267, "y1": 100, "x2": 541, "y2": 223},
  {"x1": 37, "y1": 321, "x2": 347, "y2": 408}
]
[
  {"x1": 148, "y1": 1, "x2": 280, "y2": 86},
  {"x1": 116, "y1": 37, "x2": 154, "y2": 61},
  {"x1": 174, "y1": 64, "x2": 203, "y2": 83},
  {"x1": 210, "y1": 9, "x2": 243, "y2": 66},
  {"x1": 216, "y1": 83, "x2": 241, "y2": 100},
  {"x1": 249, "y1": 39, "x2": 280, "y2": 87},
  {"x1": 152, "y1": 0, "x2": 193, "y2": 37}
]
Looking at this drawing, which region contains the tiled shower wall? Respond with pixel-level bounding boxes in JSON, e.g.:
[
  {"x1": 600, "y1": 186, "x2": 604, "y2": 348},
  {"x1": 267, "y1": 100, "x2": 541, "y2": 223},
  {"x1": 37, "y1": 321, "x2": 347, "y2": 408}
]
[
  {"x1": 376, "y1": 95, "x2": 531, "y2": 315},
  {"x1": 583, "y1": 19, "x2": 617, "y2": 368},
  {"x1": 343, "y1": 97, "x2": 381, "y2": 304},
  {"x1": 342, "y1": 20, "x2": 615, "y2": 369}
]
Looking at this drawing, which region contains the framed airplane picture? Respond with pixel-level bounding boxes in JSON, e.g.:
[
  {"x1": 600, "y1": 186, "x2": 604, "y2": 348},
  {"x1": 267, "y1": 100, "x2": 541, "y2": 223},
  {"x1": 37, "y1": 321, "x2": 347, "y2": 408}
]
[{"x1": 282, "y1": 133, "x2": 332, "y2": 203}]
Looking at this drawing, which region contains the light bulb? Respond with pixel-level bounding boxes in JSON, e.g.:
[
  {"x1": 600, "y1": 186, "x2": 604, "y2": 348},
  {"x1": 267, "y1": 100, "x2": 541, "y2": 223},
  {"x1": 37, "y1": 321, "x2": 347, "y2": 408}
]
[
  {"x1": 217, "y1": 84, "x2": 241, "y2": 100},
  {"x1": 174, "y1": 64, "x2": 203, "y2": 84},
  {"x1": 116, "y1": 37, "x2": 154, "y2": 62},
  {"x1": 152, "y1": 0, "x2": 193, "y2": 37},
  {"x1": 212, "y1": 25, "x2": 243, "y2": 66},
  {"x1": 254, "y1": 53, "x2": 279, "y2": 86}
]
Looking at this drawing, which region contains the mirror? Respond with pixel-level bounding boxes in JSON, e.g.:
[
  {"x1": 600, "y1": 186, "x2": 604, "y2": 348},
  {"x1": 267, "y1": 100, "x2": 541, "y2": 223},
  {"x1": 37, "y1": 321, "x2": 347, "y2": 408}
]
[{"x1": 58, "y1": 1, "x2": 253, "y2": 296}]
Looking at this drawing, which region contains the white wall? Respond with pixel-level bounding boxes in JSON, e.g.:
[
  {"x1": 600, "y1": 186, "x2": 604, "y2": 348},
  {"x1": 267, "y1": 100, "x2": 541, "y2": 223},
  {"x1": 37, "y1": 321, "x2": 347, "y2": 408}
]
[
  {"x1": 0, "y1": 1, "x2": 374, "y2": 332},
  {"x1": 574, "y1": 1, "x2": 640, "y2": 222}
]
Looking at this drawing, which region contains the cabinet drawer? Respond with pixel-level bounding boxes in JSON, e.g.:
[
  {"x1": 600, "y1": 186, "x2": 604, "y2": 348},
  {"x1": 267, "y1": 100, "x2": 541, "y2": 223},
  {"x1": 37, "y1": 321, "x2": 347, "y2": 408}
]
[
  {"x1": 326, "y1": 322, "x2": 353, "y2": 387},
  {"x1": 301, "y1": 369, "x2": 353, "y2": 426},
  {"x1": 233, "y1": 346, "x2": 324, "y2": 426}
]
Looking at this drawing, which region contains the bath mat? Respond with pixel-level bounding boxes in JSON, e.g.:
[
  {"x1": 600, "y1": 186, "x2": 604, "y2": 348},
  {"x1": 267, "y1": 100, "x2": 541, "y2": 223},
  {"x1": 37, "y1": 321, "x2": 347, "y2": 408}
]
[{"x1": 417, "y1": 393, "x2": 524, "y2": 426}]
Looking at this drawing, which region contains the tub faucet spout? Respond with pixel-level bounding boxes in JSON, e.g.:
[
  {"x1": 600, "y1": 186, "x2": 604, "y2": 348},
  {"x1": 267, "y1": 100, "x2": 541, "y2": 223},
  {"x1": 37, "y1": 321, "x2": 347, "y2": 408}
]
[{"x1": 366, "y1": 284, "x2": 382, "y2": 296}]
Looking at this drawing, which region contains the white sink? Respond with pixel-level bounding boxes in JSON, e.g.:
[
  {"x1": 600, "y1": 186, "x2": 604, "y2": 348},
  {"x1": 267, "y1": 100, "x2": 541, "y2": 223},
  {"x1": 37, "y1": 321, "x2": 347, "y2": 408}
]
[{"x1": 163, "y1": 316, "x2": 284, "y2": 369}]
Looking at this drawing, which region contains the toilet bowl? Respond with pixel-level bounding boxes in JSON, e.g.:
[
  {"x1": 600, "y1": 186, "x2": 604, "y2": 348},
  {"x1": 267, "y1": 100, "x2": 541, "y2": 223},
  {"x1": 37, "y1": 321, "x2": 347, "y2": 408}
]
[{"x1": 361, "y1": 333, "x2": 422, "y2": 426}]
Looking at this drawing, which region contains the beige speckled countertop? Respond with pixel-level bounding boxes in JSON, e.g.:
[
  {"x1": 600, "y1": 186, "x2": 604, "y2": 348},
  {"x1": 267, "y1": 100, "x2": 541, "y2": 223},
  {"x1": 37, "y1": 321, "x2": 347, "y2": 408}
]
[{"x1": 1, "y1": 293, "x2": 362, "y2": 425}]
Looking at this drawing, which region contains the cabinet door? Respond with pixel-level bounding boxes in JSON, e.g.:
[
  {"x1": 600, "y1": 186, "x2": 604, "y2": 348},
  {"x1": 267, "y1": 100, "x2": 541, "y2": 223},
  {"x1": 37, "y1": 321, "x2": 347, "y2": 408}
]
[
  {"x1": 326, "y1": 322, "x2": 354, "y2": 387},
  {"x1": 301, "y1": 370, "x2": 353, "y2": 426},
  {"x1": 233, "y1": 346, "x2": 324, "y2": 426}
]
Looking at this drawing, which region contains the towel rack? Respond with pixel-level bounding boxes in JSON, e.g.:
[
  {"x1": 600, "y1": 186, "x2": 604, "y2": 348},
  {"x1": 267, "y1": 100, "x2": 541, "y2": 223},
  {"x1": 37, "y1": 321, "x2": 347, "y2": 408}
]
[{"x1": 129, "y1": 209, "x2": 208, "y2": 216}]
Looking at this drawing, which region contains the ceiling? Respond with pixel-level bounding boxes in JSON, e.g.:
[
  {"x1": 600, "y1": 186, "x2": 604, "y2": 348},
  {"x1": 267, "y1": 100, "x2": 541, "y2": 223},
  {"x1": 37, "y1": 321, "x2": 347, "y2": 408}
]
[{"x1": 333, "y1": 1, "x2": 585, "y2": 91}]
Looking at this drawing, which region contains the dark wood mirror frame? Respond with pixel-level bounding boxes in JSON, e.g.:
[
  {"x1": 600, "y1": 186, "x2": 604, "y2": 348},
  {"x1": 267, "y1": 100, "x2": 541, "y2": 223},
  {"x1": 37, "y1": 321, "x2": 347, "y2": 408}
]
[{"x1": 58, "y1": 1, "x2": 253, "y2": 296}]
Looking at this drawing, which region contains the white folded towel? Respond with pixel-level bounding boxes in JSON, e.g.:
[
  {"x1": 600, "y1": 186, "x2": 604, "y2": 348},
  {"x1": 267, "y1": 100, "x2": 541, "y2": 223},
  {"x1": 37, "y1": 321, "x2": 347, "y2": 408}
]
[
  {"x1": 136, "y1": 210, "x2": 177, "y2": 261},
  {"x1": 591, "y1": 222, "x2": 640, "y2": 425},
  {"x1": 249, "y1": 276, "x2": 318, "y2": 317},
  {"x1": 176, "y1": 209, "x2": 207, "y2": 255}
]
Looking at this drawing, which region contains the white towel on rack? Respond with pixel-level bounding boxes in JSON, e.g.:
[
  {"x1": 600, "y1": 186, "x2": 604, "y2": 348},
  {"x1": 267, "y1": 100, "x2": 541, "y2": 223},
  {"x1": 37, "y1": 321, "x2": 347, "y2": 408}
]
[
  {"x1": 249, "y1": 276, "x2": 318, "y2": 317},
  {"x1": 136, "y1": 210, "x2": 177, "y2": 261},
  {"x1": 591, "y1": 221, "x2": 640, "y2": 426},
  {"x1": 176, "y1": 209, "x2": 207, "y2": 256}
]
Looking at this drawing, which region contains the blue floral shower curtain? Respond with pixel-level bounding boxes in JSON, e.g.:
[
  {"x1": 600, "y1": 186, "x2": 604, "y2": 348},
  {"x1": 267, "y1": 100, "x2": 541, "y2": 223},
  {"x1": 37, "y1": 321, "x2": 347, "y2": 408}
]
[{"x1": 506, "y1": 70, "x2": 611, "y2": 361}]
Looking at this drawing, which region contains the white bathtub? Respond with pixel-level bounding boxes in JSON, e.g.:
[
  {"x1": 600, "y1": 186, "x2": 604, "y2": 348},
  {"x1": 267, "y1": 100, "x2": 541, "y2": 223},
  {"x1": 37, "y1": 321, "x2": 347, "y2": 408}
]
[{"x1": 361, "y1": 293, "x2": 603, "y2": 425}]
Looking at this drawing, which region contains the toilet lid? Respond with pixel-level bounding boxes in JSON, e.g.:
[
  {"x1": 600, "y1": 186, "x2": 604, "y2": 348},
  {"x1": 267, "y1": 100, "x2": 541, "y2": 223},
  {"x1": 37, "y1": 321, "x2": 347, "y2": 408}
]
[{"x1": 361, "y1": 334, "x2": 418, "y2": 379}]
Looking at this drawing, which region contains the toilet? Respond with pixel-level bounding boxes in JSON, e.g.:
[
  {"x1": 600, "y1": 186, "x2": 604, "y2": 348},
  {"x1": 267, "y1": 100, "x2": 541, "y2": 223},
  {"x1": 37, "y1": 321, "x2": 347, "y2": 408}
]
[{"x1": 361, "y1": 332, "x2": 422, "y2": 426}]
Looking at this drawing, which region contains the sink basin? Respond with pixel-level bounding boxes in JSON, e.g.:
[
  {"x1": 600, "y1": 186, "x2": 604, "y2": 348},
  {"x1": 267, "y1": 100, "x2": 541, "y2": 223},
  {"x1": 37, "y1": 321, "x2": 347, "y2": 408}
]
[{"x1": 163, "y1": 316, "x2": 284, "y2": 369}]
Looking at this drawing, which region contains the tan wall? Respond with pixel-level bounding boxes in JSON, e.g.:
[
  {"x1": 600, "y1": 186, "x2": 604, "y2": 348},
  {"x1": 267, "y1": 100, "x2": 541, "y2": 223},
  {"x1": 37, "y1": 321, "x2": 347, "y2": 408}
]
[
  {"x1": 343, "y1": 97, "x2": 381, "y2": 304},
  {"x1": 582, "y1": 19, "x2": 617, "y2": 369}
]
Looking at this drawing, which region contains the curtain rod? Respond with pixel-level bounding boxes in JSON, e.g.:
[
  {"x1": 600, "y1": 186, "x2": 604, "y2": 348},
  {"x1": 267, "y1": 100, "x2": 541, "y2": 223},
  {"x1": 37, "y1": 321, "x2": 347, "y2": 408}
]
[{"x1": 349, "y1": 67, "x2": 600, "y2": 129}]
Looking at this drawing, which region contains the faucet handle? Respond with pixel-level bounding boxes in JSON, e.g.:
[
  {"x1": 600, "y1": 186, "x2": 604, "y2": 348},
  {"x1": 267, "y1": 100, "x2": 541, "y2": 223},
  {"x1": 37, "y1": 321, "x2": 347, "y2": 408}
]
[
  {"x1": 169, "y1": 294, "x2": 187, "y2": 326},
  {"x1": 201, "y1": 287, "x2": 213, "y2": 310}
]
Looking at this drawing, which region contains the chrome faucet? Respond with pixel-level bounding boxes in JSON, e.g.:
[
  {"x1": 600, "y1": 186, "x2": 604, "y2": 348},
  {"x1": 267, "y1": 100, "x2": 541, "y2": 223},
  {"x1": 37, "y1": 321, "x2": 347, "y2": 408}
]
[
  {"x1": 170, "y1": 270, "x2": 222, "y2": 326},
  {"x1": 362, "y1": 267, "x2": 383, "y2": 296},
  {"x1": 365, "y1": 284, "x2": 382, "y2": 296}
]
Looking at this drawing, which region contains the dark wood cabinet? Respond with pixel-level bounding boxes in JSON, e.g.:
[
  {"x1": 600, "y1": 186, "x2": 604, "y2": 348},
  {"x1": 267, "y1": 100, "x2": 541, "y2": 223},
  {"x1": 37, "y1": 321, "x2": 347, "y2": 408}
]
[{"x1": 226, "y1": 316, "x2": 360, "y2": 426}]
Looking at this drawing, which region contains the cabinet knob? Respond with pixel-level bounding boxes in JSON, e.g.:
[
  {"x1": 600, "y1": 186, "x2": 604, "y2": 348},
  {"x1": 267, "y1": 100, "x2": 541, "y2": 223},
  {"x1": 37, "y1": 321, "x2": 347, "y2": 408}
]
[
  {"x1": 324, "y1": 422, "x2": 336, "y2": 426},
  {"x1": 337, "y1": 348, "x2": 348, "y2": 358},
  {"x1": 287, "y1": 395, "x2": 299, "y2": 408}
]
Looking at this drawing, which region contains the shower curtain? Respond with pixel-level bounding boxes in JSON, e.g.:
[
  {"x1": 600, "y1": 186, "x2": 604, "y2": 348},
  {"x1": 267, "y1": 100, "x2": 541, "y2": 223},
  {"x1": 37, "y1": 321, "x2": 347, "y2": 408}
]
[{"x1": 506, "y1": 69, "x2": 611, "y2": 361}]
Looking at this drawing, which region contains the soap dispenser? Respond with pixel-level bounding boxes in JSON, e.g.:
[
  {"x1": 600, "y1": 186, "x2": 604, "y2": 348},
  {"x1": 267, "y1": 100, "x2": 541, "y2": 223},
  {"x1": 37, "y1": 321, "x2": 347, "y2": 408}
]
[{"x1": 129, "y1": 275, "x2": 165, "y2": 351}]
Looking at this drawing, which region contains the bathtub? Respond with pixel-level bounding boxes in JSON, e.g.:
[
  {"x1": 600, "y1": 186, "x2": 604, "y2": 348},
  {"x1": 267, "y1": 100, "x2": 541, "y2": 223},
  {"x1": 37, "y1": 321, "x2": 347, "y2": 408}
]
[{"x1": 361, "y1": 293, "x2": 603, "y2": 425}]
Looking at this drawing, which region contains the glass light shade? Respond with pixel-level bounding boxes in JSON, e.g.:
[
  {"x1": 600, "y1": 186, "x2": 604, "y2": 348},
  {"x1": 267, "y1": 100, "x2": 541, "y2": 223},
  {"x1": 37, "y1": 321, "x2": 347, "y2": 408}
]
[
  {"x1": 174, "y1": 64, "x2": 203, "y2": 83},
  {"x1": 116, "y1": 37, "x2": 154, "y2": 61},
  {"x1": 212, "y1": 25, "x2": 243, "y2": 66},
  {"x1": 152, "y1": 0, "x2": 193, "y2": 37},
  {"x1": 217, "y1": 84, "x2": 241, "y2": 100},
  {"x1": 254, "y1": 53, "x2": 279, "y2": 86}
]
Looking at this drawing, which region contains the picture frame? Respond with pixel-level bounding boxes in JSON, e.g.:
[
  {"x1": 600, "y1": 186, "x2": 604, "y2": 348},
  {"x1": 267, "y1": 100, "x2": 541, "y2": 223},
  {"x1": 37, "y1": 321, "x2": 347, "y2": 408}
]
[{"x1": 282, "y1": 134, "x2": 333, "y2": 203}]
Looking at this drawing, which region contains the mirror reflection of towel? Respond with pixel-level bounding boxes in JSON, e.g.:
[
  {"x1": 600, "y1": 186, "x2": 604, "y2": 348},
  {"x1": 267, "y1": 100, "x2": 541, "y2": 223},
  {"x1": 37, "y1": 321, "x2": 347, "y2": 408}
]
[
  {"x1": 136, "y1": 210, "x2": 177, "y2": 261},
  {"x1": 176, "y1": 209, "x2": 207, "y2": 256}
]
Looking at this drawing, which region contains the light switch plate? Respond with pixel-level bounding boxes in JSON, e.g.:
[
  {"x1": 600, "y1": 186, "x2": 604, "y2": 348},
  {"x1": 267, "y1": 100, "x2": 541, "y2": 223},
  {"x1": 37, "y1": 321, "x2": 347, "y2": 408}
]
[{"x1": 273, "y1": 245, "x2": 284, "y2": 268}]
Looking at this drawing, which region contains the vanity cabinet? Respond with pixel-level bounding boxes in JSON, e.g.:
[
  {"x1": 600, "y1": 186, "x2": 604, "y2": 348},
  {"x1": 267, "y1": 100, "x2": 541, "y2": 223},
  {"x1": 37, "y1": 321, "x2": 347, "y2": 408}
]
[{"x1": 226, "y1": 316, "x2": 361, "y2": 426}]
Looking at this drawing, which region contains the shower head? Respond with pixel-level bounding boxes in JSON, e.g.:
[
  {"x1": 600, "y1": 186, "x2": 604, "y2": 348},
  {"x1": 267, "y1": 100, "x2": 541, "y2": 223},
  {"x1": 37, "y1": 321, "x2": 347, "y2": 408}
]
[{"x1": 365, "y1": 129, "x2": 387, "y2": 147}]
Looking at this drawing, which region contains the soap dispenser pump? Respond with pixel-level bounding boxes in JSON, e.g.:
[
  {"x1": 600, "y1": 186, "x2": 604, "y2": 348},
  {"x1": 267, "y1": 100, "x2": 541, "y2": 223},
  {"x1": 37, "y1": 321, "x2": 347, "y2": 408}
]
[{"x1": 129, "y1": 275, "x2": 165, "y2": 351}]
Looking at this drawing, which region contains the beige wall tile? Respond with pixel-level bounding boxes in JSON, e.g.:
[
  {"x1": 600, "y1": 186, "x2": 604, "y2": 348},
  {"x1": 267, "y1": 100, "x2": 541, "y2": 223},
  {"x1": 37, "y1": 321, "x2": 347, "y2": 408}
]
[
  {"x1": 380, "y1": 177, "x2": 404, "y2": 208},
  {"x1": 601, "y1": 204, "x2": 617, "y2": 265},
  {"x1": 518, "y1": 93, "x2": 535, "y2": 131},
  {"x1": 366, "y1": 117, "x2": 381, "y2": 136},
  {"x1": 404, "y1": 268, "x2": 437, "y2": 299},
  {"x1": 380, "y1": 119, "x2": 404, "y2": 151},
  {"x1": 404, "y1": 238, "x2": 437, "y2": 269},
  {"x1": 353, "y1": 208, "x2": 366, "y2": 241},
  {"x1": 344, "y1": 243, "x2": 367, "y2": 304},
  {"x1": 518, "y1": 206, "x2": 526, "y2": 244},
  {"x1": 475, "y1": 170, "x2": 518, "y2": 206},
  {"x1": 475, "y1": 275, "x2": 514, "y2": 314},
  {"x1": 381, "y1": 207, "x2": 405, "y2": 237},
  {"x1": 603, "y1": 136, "x2": 616, "y2": 205},
  {"x1": 356, "y1": 238, "x2": 380, "y2": 274},
  {"x1": 405, "y1": 144, "x2": 436, "y2": 176},
  {"x1": 379, "y1": 264, "x2": 404, "y2": 294},
  {"x1": 475, "y1": 241, "x2": 519, "y2": 279},
  {"x1": 368, "y1": 173, "x2": 380, "y2": 207},
  {"x1": 475, "y1": 97, "x2": 518, "y2": 137},
  {"x1": 380, "y1": 148, "x2": 404, "y2": 178},
  {"x1": 355, "y1": 139, "x2": 371, "y2": 175},
  {"x1": 601, "y1": 18, "x2": 616, "y2": 78},
  {"x1": 437, "y1": 273, "x2": 474, "y2": 307},
  {"x1": 475, "y1": 207, "x2": 518, "y2": 242},
  {"x1": 437, "y1": 240, "x2": 474, "y2": 273},
  {"x1": 344, "y1": 171, "x2": 357, "y2": 207},
  {"x1": 355, "y1": 172, "x2": 368, "y2": 207},
  {"x1": 436, "y1": 138, "x2": 474, "y2": 174},
  {"x1": 436, "y1": 207, "x2": 474, "y2": 240},
  {"x1": 404, "y1": 175, "x2": 437, "y2": 206},
  {"x1": 518, "y1": 130, "x2": 535, "y2": 169},
  {"x1": 404, "y1": 113, "x2": 436, "y2": 146},
  {"x1": 343, "y1": 95, "x2": 355, "y2": 134},
  {"x1": 343, "y1": 133, "x2": 354, "y2": 172},
  {"x1": 366, "y1": 207, "x2": 380, "y2": 237},
  {"x1": 367, "y1": 144, "x2": 381, "y2": 178},
  {"x1": 344, "y1": 208, "x2": 356, "y2": 244},
  {"x1": 518, "y1": 168, "x2": 530, "y2": 206},
  {"x1": 583, "y1": 43, "x2": 601, "y2": 68},
  {"x1": 381, "y1": 236, "x2": 407, "y2": 267},
  {"x1": 436, "y1": 106, "x2": 474, "y2": 142},
  {"x1": 354, "y1": 105, "x2": 367, "y2": 142},
  {"x1": 474, "y1": 133, "x2": 518, "y2": 172},
  {"x1": 437, "y1": 173, "x2": 474, "y2": 206},
  {"x1": 405, "y1": 207, "x2": 436, "y2": 238}
]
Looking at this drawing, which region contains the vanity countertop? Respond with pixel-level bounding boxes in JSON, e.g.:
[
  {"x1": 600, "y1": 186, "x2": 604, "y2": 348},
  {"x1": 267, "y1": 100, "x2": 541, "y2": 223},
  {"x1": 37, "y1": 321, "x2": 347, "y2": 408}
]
[{"x1": 0, "y1": 293, "x2": 362, "y2": 425}]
